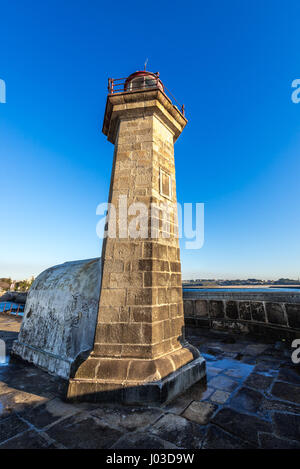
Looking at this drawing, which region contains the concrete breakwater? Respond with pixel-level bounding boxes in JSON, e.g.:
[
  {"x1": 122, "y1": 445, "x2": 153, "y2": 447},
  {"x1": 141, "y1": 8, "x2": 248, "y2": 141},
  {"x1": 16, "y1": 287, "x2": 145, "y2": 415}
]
[{"x1": 183, "y1": 289, "x2": 300, "y2": 340}]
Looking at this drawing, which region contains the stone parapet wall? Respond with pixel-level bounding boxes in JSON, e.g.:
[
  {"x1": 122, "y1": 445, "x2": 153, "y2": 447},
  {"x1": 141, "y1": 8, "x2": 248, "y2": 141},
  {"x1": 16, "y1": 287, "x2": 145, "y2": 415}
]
[{"x1": 183, "y1": 290, "x2": 300, "y2": 340}]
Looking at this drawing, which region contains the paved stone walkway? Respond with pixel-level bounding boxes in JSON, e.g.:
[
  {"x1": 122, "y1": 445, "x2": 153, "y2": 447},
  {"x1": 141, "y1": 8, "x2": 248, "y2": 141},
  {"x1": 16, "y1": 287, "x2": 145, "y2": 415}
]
[{"x1": 0, "y1": 314, "x2": 300, "y2": 449}]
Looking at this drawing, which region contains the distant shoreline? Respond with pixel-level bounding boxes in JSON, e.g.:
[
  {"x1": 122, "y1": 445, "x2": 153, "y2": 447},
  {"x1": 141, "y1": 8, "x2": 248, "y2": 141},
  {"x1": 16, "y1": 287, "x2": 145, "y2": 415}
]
[{"x1": 182, "y1": 284, "x2": 300, "y2": 289}]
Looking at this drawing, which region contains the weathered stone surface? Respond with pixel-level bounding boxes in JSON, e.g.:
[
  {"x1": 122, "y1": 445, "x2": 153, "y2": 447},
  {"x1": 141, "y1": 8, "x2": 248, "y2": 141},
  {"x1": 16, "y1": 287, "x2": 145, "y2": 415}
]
[
  {"x1": 184, "y1": 300, "x2": 194, "y2": 316},
  {"x1": 184, "y1": 293, "x2": 300, "y2": 340},
  {"x1": 243, "y1": 343, "x2": 268, "y2": 356},
  {"x1": 260, "y1": 397, "x2": 300, "y2": 415},
  {"x1": 195, "y1": 300, "x2": 208, "y2": 317},
  {"x1": 47, "y1": 414, "x2": 123, "y2": 449},
  {"x1": 209, "y1": 301, "x2": 224, "y2": 319},
  {"x1": 68, "y1": 355, "x2": 206, "y2": 405},
  {"x1": 206, "y1": 366, "x2": 223, "y2": 378},
  {"x1": 210, "y1": 390, "x2": 230, "y2": 404},
  {"x1": 181, "y1": 379, "x2": 214, "y2": 402},
  {"x1": 222, "y1": 363, "x2": 253, "y2": 380},
  {"x1": 0, "y1": 430, "x2": 54, "y2": 449},
  {"x1": 266, "y1": 303, "x2": 287, "y2": 325},
  {"x1": 251, "y1": 302, "x2": 266, "y2": 322},
  {"x1": 212, "y1": 408, "x2": 271, "y2": 446},
  {"x1": 19, "y1": 397, "x2": 81, "y2": 430},
  {"x1": 271, "y1": 381, "x2": 300, "y2": 404},
  {"x1": 2, "y1": 316, "x2": 300, "y2": 449},
  {"x1": 225, "y1": 301, "x2": 238, "y2": 320},
  {"x1": 277, "y1": 366, "x2": 300, "y2": 385},
  {"x1": 91, "y1": 405, "x2": 163, "y2": 431},
  {"x1": 238, "y1": 301, "x2": 251, "y2": 320},
  {"x1": 0, "y1": 390, "x2": 48, "y2": 420},
  {"x1": 230, "y1": 387, "x2": 263, "y2": 413},
  {"x1": 111, "y1": 432, "x2": 178, "y2": 449},
  {"x1": 0, "y1": 414, "x2": 29, "y2": 443},
  {"x1": 12, "y1": 258, "x2": 102, "y2": 379},
  {"x1": 273, "y1": 412, "x2": 300, "y2": 441},
  {"x1": 244, "y1": 372, "x2": 273, "y2": 391},
  {"x1": 286, "y1": 304, "x2": 300, "y2": 329},
  {"x1": 259, "y1": 432, "x2": 300, "y2": 449},
  {"x1": 150, "y1": 414, "x2": 205, "y2": 448},
  {"x1": 203, "y1": 425, "x2": 253, "y2": 449},
  {"x1": 208, "y1": 375, "x2": 238, "y2": 392}
]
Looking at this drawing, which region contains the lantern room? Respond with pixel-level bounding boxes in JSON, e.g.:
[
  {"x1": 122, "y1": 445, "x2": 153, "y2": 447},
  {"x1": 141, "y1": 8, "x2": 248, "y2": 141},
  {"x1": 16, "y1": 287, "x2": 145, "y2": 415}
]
[{"x1": 124, "y1": 71, "x2": 164, "y2": 92}]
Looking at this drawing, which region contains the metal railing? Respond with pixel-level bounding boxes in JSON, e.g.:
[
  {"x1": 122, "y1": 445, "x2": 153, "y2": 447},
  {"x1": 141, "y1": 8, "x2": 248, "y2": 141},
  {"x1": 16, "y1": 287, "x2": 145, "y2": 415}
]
[{"x1": 107, "y1": 76, "x2": 185, "y2": 116}]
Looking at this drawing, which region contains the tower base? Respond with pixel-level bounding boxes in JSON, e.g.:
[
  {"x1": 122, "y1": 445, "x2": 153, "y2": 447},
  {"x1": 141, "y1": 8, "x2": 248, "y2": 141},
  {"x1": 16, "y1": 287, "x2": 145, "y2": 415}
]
[{"x1": 67, "y1": 346, "x2": 206, "y2": 406}]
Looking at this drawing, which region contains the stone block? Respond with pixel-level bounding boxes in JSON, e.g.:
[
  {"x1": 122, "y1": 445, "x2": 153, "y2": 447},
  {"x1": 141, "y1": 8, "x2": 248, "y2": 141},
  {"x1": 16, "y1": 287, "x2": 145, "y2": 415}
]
[
  {"x1": 194, "y1": 300, "x2": 208, "y2": 317},
  {"x1": 96, "y1": 359, "x2": 130, "y2": 381},
  {"x1": 103, "y1": 259, "x2": 124, "y2": 273},
  {"x1": 182, "y1": 401, "x2": 217, "y2": 425},
  {"x1": 170, "y1": 261, "x2": 181, "y2": 272},
  {"x1": 286, "y1": 304, "x2": 300, "y2": 329},
  {"x1": 271, "y1": 381, "x2": 300, "y2": 404},
  {"x1": 266, "y1": 303, "x2": 287, "y2": 325},
  {"x1": 239, "y1": 301, "x2": 251, "y2": 320},
  {"x1": 209, "y1": 301, "x2": 224, "y2": 319},
  {"x1": 183, "y1": 300, "x2": 194, "y2": 317},
  {"x1": 211, "y1": 408, "x2": 271, "y2": 446},
  {"x1": 73, "y1": 358, "x2": 98, "y2": 379},
  {"x1": 126, "y1": 287, "x2": 154, "y2": 306},
  {"x1": 251, "y1": 302, "x2": 266, "y2": 322},
  {"x1": 100, "y1": 288, "x2": 126, "y2": 306},
  {"x1": 149, "y1": 414, "x2": 205, "y2": 449},
  {"x1": 225, "y1": 301, "x2": 238, "y2": 319},
  {"x1": 273, "y1": 412, "x2": 300, "y2": 442}
]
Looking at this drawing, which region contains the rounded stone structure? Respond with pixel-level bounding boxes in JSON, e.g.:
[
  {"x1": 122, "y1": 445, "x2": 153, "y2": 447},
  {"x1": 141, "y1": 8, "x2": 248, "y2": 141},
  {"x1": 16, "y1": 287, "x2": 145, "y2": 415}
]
[{"x1": 12, "y1": 258, "x2": 101, "y2": 379}]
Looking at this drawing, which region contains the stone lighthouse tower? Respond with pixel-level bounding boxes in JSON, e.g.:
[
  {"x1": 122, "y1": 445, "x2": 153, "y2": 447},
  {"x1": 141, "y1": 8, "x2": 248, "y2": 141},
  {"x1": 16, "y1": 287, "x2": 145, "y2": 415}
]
[{"x1": 67, "y1": 71, "x2": 206, "y2": 404}]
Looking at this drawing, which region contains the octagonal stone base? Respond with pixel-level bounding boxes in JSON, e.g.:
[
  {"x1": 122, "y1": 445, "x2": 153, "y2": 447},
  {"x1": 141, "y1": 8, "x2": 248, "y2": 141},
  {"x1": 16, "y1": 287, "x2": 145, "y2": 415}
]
[{"x1": 67, "y1": 346, "x2": 206, "y2": 406}]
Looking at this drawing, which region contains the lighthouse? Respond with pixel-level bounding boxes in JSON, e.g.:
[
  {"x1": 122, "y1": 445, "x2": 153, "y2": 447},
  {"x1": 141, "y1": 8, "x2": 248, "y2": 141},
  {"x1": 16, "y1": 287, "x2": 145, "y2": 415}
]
[{"x1": 67, "y1": 70, "x2": 206, "y2": 404}]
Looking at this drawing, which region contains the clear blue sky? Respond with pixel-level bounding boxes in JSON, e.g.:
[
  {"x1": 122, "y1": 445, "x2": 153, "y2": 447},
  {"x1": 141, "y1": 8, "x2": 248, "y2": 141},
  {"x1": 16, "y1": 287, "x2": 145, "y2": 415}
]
[{"x1": 0, "y1": 0, "x2": 300, "y2": 280}]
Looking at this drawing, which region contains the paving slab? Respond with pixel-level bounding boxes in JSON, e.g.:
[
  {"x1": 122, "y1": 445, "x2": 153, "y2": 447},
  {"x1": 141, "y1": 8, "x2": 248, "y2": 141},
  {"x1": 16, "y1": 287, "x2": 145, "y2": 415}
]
[
  {"x1": 111, "y1": 432, "x2": 178, "y2": 449},
  {"x1": 244, "y1": 372, "x2": 274, "y2": 391},
  {"x1": 162, "y1": 395, "x2": 192, "y2": 415},
  {"x1": 202, "y1": 424, "x2": 254, "y2": 449},
  {"x1": 211, "y1": 407, "x2": 271, "y2": 446},
  {"x1": 210, "y1": 390, "x2": 231, "y2": 404},
  {"x1": 46, "y1": 413, "x2": 124, "y2": 449},
  {"x1": 271, "y1": 381, "x2": 300, "y2": 405},
  {"x1": 208, "y1": 375, "x2": 239, "y2": 392},
  {"x1": 260, "y1": 397, "x2": 300, "y2": 415},
  {"x1": 91, "y1": 405, "x2": 163, "y2": 431},
  {"x1": 0, "y1": 429, "x2": 55, "y2": 449},
  {"x1": 19, "y1": 397, "x2": 82, "y2": 430},
  {"x1": 259, "y1": 432, "x2": 300, "y2": 449},
  {"x1": 182, "y1": 401, "x2": 218, "y2": 425},
  {"x1": 224, "y1": 364, "x2": 253, "y2": 380},
  {"x1": 1, "y1": 315, "x2": 300, "y2": 449},
  {"x1": 277, "y1": 366, "x2": 300, "y2": 386},
  {"x1": 272, "y1": 412, "x2": 300, "y2": 442},
  {"x1": 230, "y1": 387, "x2": 264, "y2": 413},
  {"x1": 0, "y1": 413, "x2": 29, "y2": 443},
  {"x1": 0, "y1": 390, "x2": 48, "y2": 420}
]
